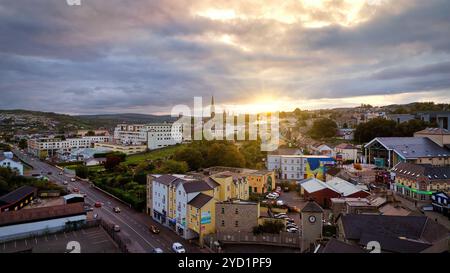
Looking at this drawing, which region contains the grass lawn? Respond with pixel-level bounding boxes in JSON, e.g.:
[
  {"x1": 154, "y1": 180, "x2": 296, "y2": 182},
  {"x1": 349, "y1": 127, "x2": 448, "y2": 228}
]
[{"x1": 125, "y1": 144, "x2": 185, "y2": 165}]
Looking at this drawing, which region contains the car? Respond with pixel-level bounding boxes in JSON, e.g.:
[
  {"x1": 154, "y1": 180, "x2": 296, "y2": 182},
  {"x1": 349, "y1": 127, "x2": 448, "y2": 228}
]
[
  {"x1": 47, "y1": 172, "x2": 52, "y2": 175},
  {"x1": 149, "y1": 225, "x2": 160, "y2": 234},
  {"x1": 63, "y1": 181, "x2": 68, "y2": 185},
  {"x1": 84, "y1": 205, "x2": 93, "y2": 212},
  {"x1": 266, "y1": 193, "x2": 279, "y2": 200},
  {"x1": 80, "y1": 192, "x2": 87, "y2": 198},
  {"x1": 276, "y1": 200, "x2": 284, "y2": 206},
  {"x1": 70, "y1": 178, "x2": 76, "y2": 182},
  {"x1": 94, "y1": 202, "x2": 102, "y2": 208},
  {"x1": 286, "y1": 227, "x2": 299, "y2": 233},
  {"x1": 286, "y1": 224, "x2": 298, "y2": 229},
  {"x1": 72, "y1": 187, "x2": 79, "y2": 193},
  {"x1": 113, "y1": 225, "x2": 121, "y2": 232},
  {"x1": 172, "y1": 242, "x2": 186, "y2": 253},
  {"x1": 153, "y1": 248, "x2": 164, "y2": 253},
  {"x1": 113, "y1": 207, "x2": 121, "y2": 213},
  {"x1": 59, "y1": 172, "x2": 63, "y2": 175},
  {"x1": 276, "y1": 186, "x2": 282, "y2": 192}
]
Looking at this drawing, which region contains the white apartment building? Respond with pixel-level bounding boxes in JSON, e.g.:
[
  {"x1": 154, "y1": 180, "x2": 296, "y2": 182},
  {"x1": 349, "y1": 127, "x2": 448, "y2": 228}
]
[
  {"x1": 267, "y1": 154, "x2": 335, "y2": 180},
  {"x1": 28, "y1": 136, "x2": 111, "y2": 158},
  {"x1": 114, "y1": 123, "x2": 183, "y2": 150}
]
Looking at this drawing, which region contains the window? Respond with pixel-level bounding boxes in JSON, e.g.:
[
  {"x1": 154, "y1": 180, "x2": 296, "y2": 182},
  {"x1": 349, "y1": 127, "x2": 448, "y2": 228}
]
[
  {"x1": 235, "y1": 221, "x2": 239, "y2": 227},
  {"x1": 221, "y1": 220, "x2": 225, "y2": 227},
  {"x1": 221, "y1": 207, "x2": 225, "y2": 214},
  {"x1": 235, "y1": 208, "x2": 239, "y2": 214}
]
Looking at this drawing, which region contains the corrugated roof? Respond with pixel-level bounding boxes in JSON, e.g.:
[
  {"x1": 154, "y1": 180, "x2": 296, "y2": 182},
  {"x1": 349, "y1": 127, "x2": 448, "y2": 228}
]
[
  {"x1": 0, "y1": 203, "x2": 85, "y2": 227},
  {"x1": 188, "y1": 193, "x2": 213, "y2": 209},
  {"x1": 392, "y1": 162, "x2": 450, "y2": 181},
  {"x1": 327, "y1": 177, "x2": 363, "y2": 196},
  {"x1": 299, "y1": 178, "x2": 328, "y2": 193}
]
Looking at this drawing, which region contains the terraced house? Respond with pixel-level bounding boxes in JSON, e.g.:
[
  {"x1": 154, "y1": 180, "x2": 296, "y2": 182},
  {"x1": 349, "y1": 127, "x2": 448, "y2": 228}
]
[{"x1": 391, "y1": 162, "x2": 450, "y2": 202}]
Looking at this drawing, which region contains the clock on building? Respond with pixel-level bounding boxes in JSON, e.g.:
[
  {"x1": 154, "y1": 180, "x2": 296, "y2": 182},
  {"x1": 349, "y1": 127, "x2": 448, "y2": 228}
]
[{"x1": 308, "y1": 215, "x2": 317, "y2": 223}]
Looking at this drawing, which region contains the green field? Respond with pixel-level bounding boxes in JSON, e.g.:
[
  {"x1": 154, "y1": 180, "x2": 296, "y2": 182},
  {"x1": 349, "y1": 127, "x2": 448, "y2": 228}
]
[{"x1": 125, "y1": 144, "x2": 185, "y2": 165}]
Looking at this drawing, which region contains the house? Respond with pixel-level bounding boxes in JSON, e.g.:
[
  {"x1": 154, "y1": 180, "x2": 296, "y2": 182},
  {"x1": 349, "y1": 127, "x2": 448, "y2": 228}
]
[
  {"x1": 85, "y1": 157, "x2": 106, "y2": 166},
  {"x1": 414, "y1": 128, "x2": 450, "y2": 148},
  {"x1": 364, "y1": 137, "x2": 450, "y2": 168},
  {"x1": 267, "y1": 155, "x2": 335, "y2": 181},
  {"x1": 386, "y1": 114, "x2": 416, "y2": 124},
  {"x1": 337, "y1": 129, "x2": 355, "y2": 140},
  {"x1": 336, "y1": 214, "x2": 449, "y2": 253},
  {"x1": 215, "y1": 200, "x2": 260, "y2": 234},
  {"x1": 299, "y1": 177, "x2": 370, "y2": 208},
  {"x1": 310, "y1": 144, "x2": 334, "y2": 157},
  {"x1": 391, "y1": 162, "x2": 450, "y2": 202},
  {"x1": 334, "y1": 143, "x2": 359, "y2": 162},
  {"x1": 0, "y1": 203, "x2": 86, "y2": 242},
  {"x1": 0, "y1": 186, "x2": 37, "y2": 213},
  {"x1": 0, "y1": 152, "x2": 24, "y2": 175},
  {"x1": 187, "y1": 193, "x2": 215, "y2": 246},
  {"x1": 417, "y1": 111, "x2": 450, "y2": 130}
]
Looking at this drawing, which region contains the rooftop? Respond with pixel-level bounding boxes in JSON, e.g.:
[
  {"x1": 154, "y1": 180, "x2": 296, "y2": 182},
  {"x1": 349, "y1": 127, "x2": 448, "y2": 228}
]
[
  {"x1": 0, "y1": 186, "x2": 37, "y2": 206},
  {"x1": 415, "y1": 127, "x2": 450, "y2": 135},
  {"x1": 0, "y1": 203, "x2": 85, "y2": 227},
  {"x1": 301, "y1": 201, "x2": 324, "y2": 213},
  {"x1": 188, "y1": 193, "x2": 213, "y2": 209},
  {"x1": 392, "y1": 162, "x2": 450, "y2": 182}
]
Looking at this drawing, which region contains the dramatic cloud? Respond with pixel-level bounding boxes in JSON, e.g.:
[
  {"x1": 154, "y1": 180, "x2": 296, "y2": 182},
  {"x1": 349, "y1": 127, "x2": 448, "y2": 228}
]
[{"x1": 0, "y1": 0, "x2": 449, "y2": 114}]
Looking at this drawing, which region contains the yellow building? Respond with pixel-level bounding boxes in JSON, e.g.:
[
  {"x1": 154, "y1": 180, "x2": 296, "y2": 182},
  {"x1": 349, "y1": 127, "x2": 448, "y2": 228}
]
[
  {"x1": 208, "y1": 172, "x2": 249, "y2": 201},
  {"x1": 187, "y1": 193, "x2": 216, "y2": 247},
  {"x1": 247, "y1": 170, "x2": 276, "y2": 194}
]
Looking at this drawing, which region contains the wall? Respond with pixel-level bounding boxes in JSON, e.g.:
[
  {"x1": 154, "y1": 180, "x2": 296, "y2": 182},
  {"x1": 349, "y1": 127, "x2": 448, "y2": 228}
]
[{"x1": 215, "y1": 202, "x2": 260, "y2": 233}]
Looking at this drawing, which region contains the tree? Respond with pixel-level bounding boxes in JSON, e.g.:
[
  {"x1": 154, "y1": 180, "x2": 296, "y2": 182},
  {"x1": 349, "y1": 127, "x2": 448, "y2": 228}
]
[
  {"x1": 174, "y1": 147, "x2": 204, "y2": 171},
  {"x1": 75, "y1": 165, "x2": 89, "y2": 179},
  {"x1": 18, "y1": 139, "x2": 28, "y2": 149},
  {"x1": 157, "y1": 160, "x2": 188, "y2": 174},
  {"x1": 105, "y1": 155, "x2": 123, "y2": 171},
  {"x1": 308, "y1": 118, "x2": 338, "y2": 139},
  {"x1": 85, "y1": 130, "x2": 96, "y2": 136},
  {"x1": 394, "y1": 119, "x2": 428, "y2": 137},
  {"x1": 354, "y1": 118, "x2": 397, "y2": 143}
]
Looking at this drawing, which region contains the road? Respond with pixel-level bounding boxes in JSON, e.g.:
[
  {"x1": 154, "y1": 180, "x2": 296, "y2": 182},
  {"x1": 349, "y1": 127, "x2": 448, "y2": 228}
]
[{"x1": 12, "y1": 147, "x2": 205, "y2": 254}]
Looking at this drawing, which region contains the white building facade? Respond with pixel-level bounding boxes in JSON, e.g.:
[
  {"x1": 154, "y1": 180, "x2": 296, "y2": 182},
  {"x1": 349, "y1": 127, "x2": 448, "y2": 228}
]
[
  {"x1": 114, "y1": 123, "x2": 183, "y2": 150},
  {"x1": 0, "y1": 152, "x2": 24, "y2": 175}
]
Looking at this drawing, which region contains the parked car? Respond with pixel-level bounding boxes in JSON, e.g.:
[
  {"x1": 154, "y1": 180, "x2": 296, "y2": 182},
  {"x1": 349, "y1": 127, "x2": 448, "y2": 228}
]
[
  {"x1": 72, "y1": 188, "x2": 80, "y2": 193},
  {"x1": 286, "y1": 227, "x2": 299, "y2": 233},
  {"x1": 153, "y1": 248, "x2": 164, "y2": 253},
  {"x1": 276, "y1": 200, "x2": 284, "y2": 206},
  {"x1": 113, "y1": 225, "x2": 121, "y2": 232},
  {"x1": 286, "y1": 224, "x2": 298, "y2": 229},
  {"x1": 59, "y1": 172, "x2": 63, "y2": 175},
  {"x1": 276, "y1": 186, "x2": 282, "y2": 193},
  {"x1": 149, "y1": 225, "x2": 160, "y2": 234},
  {"x1": 94, "y1": 202, "x2": 102, "y2": 208},
  {"x1": 47, "y1": 172, "x2": 52, "y2": 175},
  {"x1": 172, "y1": 242, "x2": 186, "y2": 253},
  {"x1": 63, "y1": 181, "x2": 68, "y2": 185},
  {"x1": 113, "y1": 207, "x2": 121, "y2": 213},
  {"x1": 266, "y1": 193, "x2": 279, "y2": 200},
  {"x1": 71, "y1": 178, "x2": 76, "y2": 182}
]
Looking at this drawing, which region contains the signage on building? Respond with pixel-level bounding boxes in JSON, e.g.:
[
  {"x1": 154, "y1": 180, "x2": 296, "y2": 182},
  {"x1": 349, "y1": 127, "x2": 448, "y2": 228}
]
[{"x1": 201, "y1": 211, "x2": 211, "y2": 225}]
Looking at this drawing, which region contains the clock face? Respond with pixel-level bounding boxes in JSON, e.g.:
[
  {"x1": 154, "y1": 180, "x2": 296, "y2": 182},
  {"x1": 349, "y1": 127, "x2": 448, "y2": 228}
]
[{"x1": 309, "y1": 215, "x2": 317, "y2": 223}]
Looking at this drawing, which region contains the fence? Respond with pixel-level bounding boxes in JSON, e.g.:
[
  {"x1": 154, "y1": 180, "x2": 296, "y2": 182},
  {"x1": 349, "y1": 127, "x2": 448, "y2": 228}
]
[{"x1": 204, "y1": 231, "x2": 302, "y2": 251}]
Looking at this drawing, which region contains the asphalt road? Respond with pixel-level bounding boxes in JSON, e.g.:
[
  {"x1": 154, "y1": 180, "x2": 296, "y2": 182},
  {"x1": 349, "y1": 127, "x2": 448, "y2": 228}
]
[{"x1": 12, "y1": 147, "x2": 204, "y2": 254}]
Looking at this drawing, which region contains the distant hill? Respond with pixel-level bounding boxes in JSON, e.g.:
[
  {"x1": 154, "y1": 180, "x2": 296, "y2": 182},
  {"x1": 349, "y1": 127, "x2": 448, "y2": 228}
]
[{"x1": 77, "y1": 113, "x2": 176, "y2": 123}]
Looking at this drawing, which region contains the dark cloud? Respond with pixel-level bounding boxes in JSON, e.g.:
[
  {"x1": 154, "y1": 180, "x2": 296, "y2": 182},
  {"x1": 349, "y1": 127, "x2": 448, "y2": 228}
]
[{"x1": 0, "y1": 0, "x2": 449, "y2": 114}]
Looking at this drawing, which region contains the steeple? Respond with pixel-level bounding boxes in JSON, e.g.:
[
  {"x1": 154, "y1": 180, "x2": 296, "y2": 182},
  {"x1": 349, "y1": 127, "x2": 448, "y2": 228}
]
[{"x1": 211, "y1": 95, "x2": 215, "y2": 118}]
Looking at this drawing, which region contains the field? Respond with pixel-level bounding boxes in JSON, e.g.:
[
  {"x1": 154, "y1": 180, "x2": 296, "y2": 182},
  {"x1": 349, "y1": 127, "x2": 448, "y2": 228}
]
[{"x1": 124, "y1": 144, "x2": 185, "y2": 165}]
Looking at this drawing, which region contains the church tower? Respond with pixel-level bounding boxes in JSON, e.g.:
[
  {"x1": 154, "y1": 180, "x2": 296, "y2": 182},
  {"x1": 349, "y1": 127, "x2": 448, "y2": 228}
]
[{"x1": 210, "y1": 96, "x2": 215, "y2": 118}]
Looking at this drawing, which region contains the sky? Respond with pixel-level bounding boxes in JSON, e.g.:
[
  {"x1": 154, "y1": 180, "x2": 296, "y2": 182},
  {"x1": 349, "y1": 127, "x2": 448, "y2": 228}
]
[{"x1": 0, "y1": 0, "x2": 450, "y2": 115}]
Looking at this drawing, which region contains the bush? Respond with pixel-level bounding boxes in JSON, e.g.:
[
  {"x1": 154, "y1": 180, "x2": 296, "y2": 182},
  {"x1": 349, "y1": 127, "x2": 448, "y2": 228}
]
[
  {"x1": 252, "y1": 220, "x2": 285, "y2": 235},
  {"x1": 75, "y1": 165, "x2": 89, "y2": 179}
]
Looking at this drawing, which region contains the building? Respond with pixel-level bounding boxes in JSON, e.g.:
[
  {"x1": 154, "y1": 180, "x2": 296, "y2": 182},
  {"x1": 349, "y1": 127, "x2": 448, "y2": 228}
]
[
  {"x1": 299, "y1": 177, "x2": 370, "y2": 208},
  {"x1": 337, "y1": 129, "x2": 355, "y2": 140},
  {"x1": 431, "y1": 192, "x2": 449, "y2": 218},
  {"x1": 187, "y1": 193, "x2": 215, "y2": 246},
  {"x1": 28, "y1": 136, "x2": 111, "y2": 158},
  {"x1": 94, "y1": 142, "x2": 147, "y2": 155},
  {"x1": 318, "y1": 238, "x2": 367, "y2": 253},
  {"x1": 334, "y1": 143, "x2": 359, "y2": 162},
  {"x1": 414, "y1": 128, "x2": 450, "y2": 148},
  {"x1": 76, "y1": 129, "x2": 110, "y2": 137},
  {"x1": 0, "y1": 186, "x2": 37, "y2": 213},
  {"x1": 417, "y1": 111, "x2": 450, "y2": 130},
  {"x1": 336, "y1": 214, "x2": 449, "y2": 253},
  {"x1": 391, "y1": 162, "x2": 450, "y2": 202},
  {"x1": 208, "y1": 172, "x2": 249, "y2": 200},
  {"x1": 310, "y1": 144, "x2": 335, "y2": 157},
  {"x1": 113, "y1": 123, "x2": 183, "y2": 150},
  {"x1": 301, "y1": 201, "x2": 324, "y2": 250},
  {"x1": 246, "y1": 170, "x2": 275, "y2": 194},
  {"x1": 364, "y1": 137, "x2": 450, "y2": 168},
  {"x1": 267, "y1": 155, "x2": 335, "y2": 181},
  {"x1": 0, "y1": 203, "x2": 86, "y2": 242},
  {"x1": 215, "y1": 200, "x2": 260, "y2": 234},
  {"x1": 0, "y1": 151, "x2": 24, "y2": 175},
  {"x1": 386, "y1": 114, "x2": 416, "y2": 124}
]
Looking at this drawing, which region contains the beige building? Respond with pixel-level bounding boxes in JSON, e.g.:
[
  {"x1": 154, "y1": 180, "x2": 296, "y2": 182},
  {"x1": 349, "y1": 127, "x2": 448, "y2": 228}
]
[
  {"x1": 215, "y1": 200, "x2": 260, "y2": 233},
  {"x1": 94, "y1": 142, "x2": 147, "y2": 155}
]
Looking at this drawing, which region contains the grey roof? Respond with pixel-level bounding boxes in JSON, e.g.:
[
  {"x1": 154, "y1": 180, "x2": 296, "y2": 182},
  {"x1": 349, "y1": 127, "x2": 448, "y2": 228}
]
[
  {"x1": 301, "y1": 201, "x2": 324, "y2": 213},
  {"x1": 183, "y1": 180, "x2": 212, "y2": 193},
  {"x1": 268, "y1": 148, "x2": 302, "y2": 156},
  {"x1": 415, "y1": 128, "x2": 450, "y2": 135},
  {"x1": 392, "y1": 162, "x2": 450, "y2": 182},
  {"x1": 205, "y1": 177, "x2": 220, "y2": 188},
  {"x1": 340, "y1": 214, "x2": 448, "y2": 253},
  {"x1": 0, "y1": 186, "x2": 37, "y2": 205},
  {"x1": 320, "y1": 239, "x2": 366, "y2": 253},
  {"x1": 188, "y1": 193, "x2": 213, "y2": 209},
  {"x1": 367, "y1": 137, "x2": 450, "y2": 159},
  {"x1": 154, "y1": 174, "x2": 179, "y2": 186}
]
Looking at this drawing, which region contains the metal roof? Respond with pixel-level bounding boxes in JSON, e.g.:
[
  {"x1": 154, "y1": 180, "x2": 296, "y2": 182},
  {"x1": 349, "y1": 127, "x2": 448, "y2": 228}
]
[{"x1": 0, "y1": 186, "x2": 37, "y2": 205}]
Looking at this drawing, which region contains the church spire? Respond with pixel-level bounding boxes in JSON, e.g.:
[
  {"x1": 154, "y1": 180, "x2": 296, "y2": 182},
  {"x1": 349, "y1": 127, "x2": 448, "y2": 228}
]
[{"x1": 211, "y1": 95, "x2": 215, "y2": 118}]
